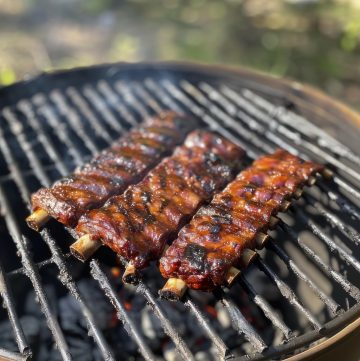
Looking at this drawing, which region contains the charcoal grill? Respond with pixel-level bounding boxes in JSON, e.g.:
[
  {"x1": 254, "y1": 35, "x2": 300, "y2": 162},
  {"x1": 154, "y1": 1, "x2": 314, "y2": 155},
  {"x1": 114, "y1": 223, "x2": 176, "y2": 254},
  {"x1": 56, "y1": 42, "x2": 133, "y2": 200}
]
[{"x1": 0, "y1": 62, "x2": 359, "y2": 361}]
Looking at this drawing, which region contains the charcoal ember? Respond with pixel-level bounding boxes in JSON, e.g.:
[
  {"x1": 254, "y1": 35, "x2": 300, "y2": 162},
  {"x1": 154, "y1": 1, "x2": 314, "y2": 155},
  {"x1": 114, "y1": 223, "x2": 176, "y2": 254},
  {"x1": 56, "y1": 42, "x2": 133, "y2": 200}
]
[
  {"x1": 77, "y1": 278, "x2": 114, "y2": 330},
  {"x1": 59, "y1": 279, "x2": 113, "y2": 331},
  {"x1": 25, "y1": 285, "x2": 58, "y2": 318},
  {"x1": 107, "y1": 325, "x2": 139, "y2": 358},
  {"x1": 163, "y1": 342, "x2": 182, "y2": 361},
  {"x1": 222, "y1": 328, "x2": 246, "y2": 351},
  {"x1": 246, "y1": 269, "x2": 279, "y2": 302},
  {"x1": 0, "y1": 320, "x2": 19, "y2": 351},
  {"x1": 215, "y1": 302, "x2": 232, "y2": 328},
  {"x1": 0, "y1": 316, "x2": 40, "y2": 352},
  {"x1": 187, "y1": 289, "x2": 214, "y2": 305},
  {"x1": 140, "y1": 300, "x2": 186, "y2": 340},
  {"x1": 47, "y1": 333, "x2": 94, "y2": 361},
  {"x1": 195, "y1": 346, "x2": 218, "y2": 361}
]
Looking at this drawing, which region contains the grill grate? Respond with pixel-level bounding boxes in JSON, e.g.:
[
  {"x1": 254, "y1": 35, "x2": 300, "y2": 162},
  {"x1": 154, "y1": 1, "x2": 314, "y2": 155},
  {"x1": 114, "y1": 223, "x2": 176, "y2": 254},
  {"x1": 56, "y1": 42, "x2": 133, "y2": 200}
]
[{"x1": 0, "y1": 63, "x2": 359, "y2": 361}]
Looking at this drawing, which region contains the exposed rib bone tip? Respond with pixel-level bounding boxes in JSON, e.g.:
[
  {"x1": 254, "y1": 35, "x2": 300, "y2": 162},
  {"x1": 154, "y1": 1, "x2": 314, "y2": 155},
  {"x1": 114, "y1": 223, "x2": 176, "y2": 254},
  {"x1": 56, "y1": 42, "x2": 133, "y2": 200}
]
[
  {"x1": 159, "y1": 278, "x2": 187, "y2": 301},
  {"x1": 255, "y1": 232, "x2": 269, "y2": 249},
  {"x1": 122, "y1": 262, "x2": 140, "y2": 285},
  {"x1": 307, "y1": 176, "x2": 317, "y2": 186},
  {"x1": 240, "y1": 249, "x2": 258, "y2": 268},
  {"x1": 26, "y1": 209, "x2": 50, "y2": 231},
  {"x1": 269, "y1": 216, "x2": 280, "y2": 229},
  {"x1": 280, "y1": 200, "x2": 291, "y2": 212},
  {"x1": 321, "y1": 168, "x2": 333, "y2": 179},
  {"x1": 294, "y1": 188, "x2": 303, "y2": 199},
  {"x1": 226, "y1": 267, "x2": 241, "y2": 286},
  {"x1": 70, "y1": 234, "x2": 102, "y2": 262}
]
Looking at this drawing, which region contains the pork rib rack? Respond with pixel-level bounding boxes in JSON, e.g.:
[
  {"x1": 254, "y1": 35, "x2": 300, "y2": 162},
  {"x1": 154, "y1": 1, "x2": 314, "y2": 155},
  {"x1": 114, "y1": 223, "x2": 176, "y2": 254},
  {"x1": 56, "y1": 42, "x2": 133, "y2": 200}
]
[
  {"x1": 26, "y1": 111, "x2": 195, "y2": 230},
  {"x1": 73, "y1": 130, "x2": 245, "y2": 281},
  {"x1": 159, "y1": 149, "x2": 327, "y2": 298}
]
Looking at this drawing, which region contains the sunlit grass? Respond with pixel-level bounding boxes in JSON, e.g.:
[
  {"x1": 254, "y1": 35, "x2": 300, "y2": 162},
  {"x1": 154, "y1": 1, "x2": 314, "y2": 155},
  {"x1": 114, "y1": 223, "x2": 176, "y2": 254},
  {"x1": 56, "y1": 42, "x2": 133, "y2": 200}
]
[{"x1": 0, "y1": 0, "x2": 358, "y2": 109}]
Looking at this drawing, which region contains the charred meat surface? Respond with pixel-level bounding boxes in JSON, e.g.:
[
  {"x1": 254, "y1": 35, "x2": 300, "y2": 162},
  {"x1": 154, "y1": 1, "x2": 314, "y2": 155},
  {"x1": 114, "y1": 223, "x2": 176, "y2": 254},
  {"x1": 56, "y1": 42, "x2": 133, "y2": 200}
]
[
  {"x1": 160, "y1": 149, "x2": 324, "y2": 291},
  {"x1": 76, "y1": 130, "x2": 245, "y2": 268},
  {"x1": 30, "y1": 112, "x2": 195, "y2": 227}
]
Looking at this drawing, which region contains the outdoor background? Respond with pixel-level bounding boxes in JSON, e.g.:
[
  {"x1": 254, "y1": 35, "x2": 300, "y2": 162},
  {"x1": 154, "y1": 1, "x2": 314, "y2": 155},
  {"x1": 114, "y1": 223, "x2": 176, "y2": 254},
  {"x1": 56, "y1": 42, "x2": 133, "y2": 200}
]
[{"x1": 0, "y1": 0, "x2": 359, "y2": 110}]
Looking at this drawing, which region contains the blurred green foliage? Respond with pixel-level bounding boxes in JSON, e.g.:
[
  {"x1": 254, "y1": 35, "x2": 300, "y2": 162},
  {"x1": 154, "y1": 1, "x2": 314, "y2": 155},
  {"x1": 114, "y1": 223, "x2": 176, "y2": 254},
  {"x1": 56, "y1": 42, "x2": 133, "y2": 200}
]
[{"x1": 0, "y1": 0, "x2": 359, "y2": 108}]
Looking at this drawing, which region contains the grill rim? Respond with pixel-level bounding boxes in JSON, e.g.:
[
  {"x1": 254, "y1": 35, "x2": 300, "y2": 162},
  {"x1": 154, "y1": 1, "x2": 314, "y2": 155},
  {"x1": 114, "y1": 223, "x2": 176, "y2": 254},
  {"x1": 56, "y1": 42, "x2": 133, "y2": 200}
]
[
  {"x1": 284, "y1": 316, "x2": 360, "y2": 361},
  {"x1": 1, "y1": 61, "x2": 359, "y2": 128},
  {"x1": 0, "y1": 61, "x2": 359, "y2": 360},
  {"x1": 234, "y1": 302, "x2": 360, "y2": 361}
]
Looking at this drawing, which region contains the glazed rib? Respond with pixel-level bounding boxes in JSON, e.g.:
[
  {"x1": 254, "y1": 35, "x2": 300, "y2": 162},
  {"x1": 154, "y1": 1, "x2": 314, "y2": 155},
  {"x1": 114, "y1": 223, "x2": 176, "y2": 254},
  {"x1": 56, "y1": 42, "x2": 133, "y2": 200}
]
[
  {"x1": 159, "y1": 149, "x2": 324, "y2": 291},
  {"x1": 28, "y1": 112, "x2": 195, "y2": 228},
  {"x1": 75, "y1": 130, "x2": 245, "y2": 269}
]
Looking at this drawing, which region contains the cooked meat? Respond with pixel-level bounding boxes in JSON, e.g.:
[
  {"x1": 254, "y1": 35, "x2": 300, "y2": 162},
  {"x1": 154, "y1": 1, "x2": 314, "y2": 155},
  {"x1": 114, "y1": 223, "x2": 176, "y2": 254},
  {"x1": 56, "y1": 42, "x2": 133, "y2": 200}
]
[
  {"x1": 160, "y1": 149, "x2": 324, "y2": 291},
  {"x1": 30, "y1": 111, "x2": 195, "y2": 227},
  {"x1": 76, "y1": 130, "x2": 245, "y2": 268}
]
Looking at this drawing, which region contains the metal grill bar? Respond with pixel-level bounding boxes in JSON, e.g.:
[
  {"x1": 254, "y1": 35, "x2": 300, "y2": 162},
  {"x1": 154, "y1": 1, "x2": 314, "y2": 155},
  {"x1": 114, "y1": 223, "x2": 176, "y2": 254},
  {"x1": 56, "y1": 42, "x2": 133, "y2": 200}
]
[
  {"x1": 106, "y1": 86, "x2": 245, "y2": 356},
  {"x1": 184, "y1": 297, "x2": 230, "y2": 358},
  {"x1": 256, "y1": 257, "x2": 322, "y2": 330},
  {"x1": 159, "y1": 79, "x2": 276, "y2": 158},
  {"x1": 43, "y1": 86, "x2": 197, "y2": 359},
  {"x1": 0, "y1": 68, "x2": 359, "y2": 361},
  {"x1": 2, "y1": 108, "x2": 52, "y2": 186},
  {"x1": 279, "y1": 221, "x2": 360, "y2": 302},
  {"x1": 218, "y1": 84, "x2": 360, "y2": 180},
  {"x1": 137, "y1": 81, "x2": 320, "y2": 339},
  {"x1": 97, "y1": 81, "x2": 138, "y2": 127},
  {"x1": 90, "y1": 260, "x2": 157, "y2": 361},
  {"x1": 40, "y1": 228, "x2": 115, "y2": 360},
  {"x1": 34, "y1": 94, "x2": 85, "y2": 167},
  {"x1": 304, "y1": 193, "x2": 360, "y2": 245},
  {"x1": 50, "y1": 90, "x2": 100, "y2": 156},
  {"x1": 0, "y1": 348, "x2": 28, "y2": 361},
  {"x1": 171, "y1": 81, "x2": 360, "y2": 270},
  {"x1": 191, "y1": 81, "x2": 360, "y2": 201},
  {"x1": 0, "y1": 100, "x2": 116, "y2": 360},
  {"x1": 147, "y1": 79, "x2": 359, "y2": 328},
  {"x1": 83, "y1": 85, "x2": 126, "y2": 133},
  {"x1": 319, "y1": 183, "x2": 360, "y2": 222},
  {"x1": 238, "y1": 276, "x2": 293, "y2": 340},
  {"x1": 114, "y1": 81, "x2": 152, "y2": 118},
  {"x1": 136, "y1": 280, "x2": 195, "y2": 361},
  {"x1": 38, "y1": 86, "x2": 198, "y2": 361},
  {"x1": 73, "y1": 85, "x2": 209, "y2": 360},
  {"x1": 110, "y1": 86, "x2": 258, "y2": 356},
  {"x1": 0, "y1": 185, "x2": 71, "y2": 361},
  {"x1": 267, "y1": 241, "x2": 341, "y2": 315},
  {"x1": 0, "y1": 123, "x2": 31, "y2": 203},
  {"x1": 216, "y1": 292, "x2": 267, "y2": 352},
  {"x1": 294, "y1": 209, "x2": 360, "y2": 274},
  {"x1": 158, "y1": 83, "x2": 360, "y2": 262},
  {"x1": 66, "y1": 87, "x2": 116, "y2": 145},
  {"x1": 0, "y1": 262, "x2": 29, "y2": 354},
  {"x1": 241, "y1": 88, "x2": 360, "y2": 167},
  {"x1": 113, "y1": 84, "x2": 270, "y2": 354},
  {"x1": 18, "y1": 100, "x2": 68, "y2": 177},
  {"x1": 39, "y1": 87, "x2": 200, "y2": 360},
  {"x1": 133, "y1": 82, "x2": 167, "y2": 114},
  {"x1": 7, "y1": 253, "x2": 71, "y2": 277}
]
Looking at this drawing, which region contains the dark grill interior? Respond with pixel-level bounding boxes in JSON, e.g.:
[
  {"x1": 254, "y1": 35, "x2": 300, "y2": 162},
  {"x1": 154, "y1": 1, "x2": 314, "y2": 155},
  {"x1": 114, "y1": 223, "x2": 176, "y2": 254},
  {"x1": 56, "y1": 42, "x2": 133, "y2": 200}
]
[{"x1": 0, "y1": 63, "x2": 359, "y2": 361}]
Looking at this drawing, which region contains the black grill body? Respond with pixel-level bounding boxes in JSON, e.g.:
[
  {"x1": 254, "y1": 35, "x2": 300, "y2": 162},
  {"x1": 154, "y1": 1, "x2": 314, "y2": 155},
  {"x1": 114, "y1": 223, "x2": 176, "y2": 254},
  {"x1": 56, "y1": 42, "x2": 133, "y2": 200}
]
[{"x1": 0, "y1": 62, "x2": 359, "y2": 361}]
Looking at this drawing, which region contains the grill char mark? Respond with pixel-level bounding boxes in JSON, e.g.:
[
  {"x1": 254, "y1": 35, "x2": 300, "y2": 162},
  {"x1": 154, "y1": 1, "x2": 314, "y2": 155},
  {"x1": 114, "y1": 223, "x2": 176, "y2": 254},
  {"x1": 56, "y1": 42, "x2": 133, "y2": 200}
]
[
  {"x1": 30, "y1": 112, "x2": 195, "y2": 227},
  {"x1": 76, "y1": 130, "x2": 245, "y2": 269},
  {"x1": 160, "y1": 149, "x2": 324, "y2": 291}
]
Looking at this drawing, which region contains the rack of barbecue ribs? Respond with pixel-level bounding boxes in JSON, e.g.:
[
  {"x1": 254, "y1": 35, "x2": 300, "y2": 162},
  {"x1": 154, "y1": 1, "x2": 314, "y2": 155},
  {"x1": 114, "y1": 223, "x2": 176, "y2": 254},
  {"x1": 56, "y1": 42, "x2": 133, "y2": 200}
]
[
  {"x1": 26, "y1": 111, "x2": 196, "y2": 231},
  {"x1": 73, "y1": 130, "x2": 245, "y2": 281},
  {"x1": 159, "y1": 149, "x2": 331, "y2": 299}
]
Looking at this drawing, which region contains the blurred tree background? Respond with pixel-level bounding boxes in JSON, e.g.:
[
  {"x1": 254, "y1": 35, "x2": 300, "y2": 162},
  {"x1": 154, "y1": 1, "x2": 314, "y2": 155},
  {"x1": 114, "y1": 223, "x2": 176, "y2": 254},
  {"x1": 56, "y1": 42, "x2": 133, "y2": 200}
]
[{"x1": 0, "y1": 0, "x2": 359, "y2": 109}]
